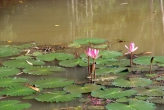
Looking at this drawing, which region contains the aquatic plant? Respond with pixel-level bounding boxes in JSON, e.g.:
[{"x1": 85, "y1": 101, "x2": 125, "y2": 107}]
[
  {"x1": 125, "y1": 42, "x2": 138, "y2": 67},
  {"x1": 85, "y1": 48, "x2": 99, "y2": 82}
]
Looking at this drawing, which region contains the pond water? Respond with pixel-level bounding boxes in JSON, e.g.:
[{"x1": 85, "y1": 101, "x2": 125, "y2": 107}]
[
  {"x1": 0, "y1": 0, "x2": 164, "y2": 110},
  {"x1": 0, "y1": 0, "x2": 164, "y2": 55}
]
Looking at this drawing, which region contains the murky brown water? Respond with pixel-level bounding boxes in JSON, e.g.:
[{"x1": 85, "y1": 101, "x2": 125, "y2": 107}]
[
  {"x1": 1, "y1": 0, "x2": 164, "y2": 110},
  {"x1": 0, "y1": 0, "x2": 164, "y2": 56}
]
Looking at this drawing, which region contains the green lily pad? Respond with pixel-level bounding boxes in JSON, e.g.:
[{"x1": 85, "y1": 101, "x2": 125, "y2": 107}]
[
  {"x1": 0, "y1": 100, "x2": 31, "y2": 110},
  {"x1": 0, "y1": 45, "x2": 20, "y2": 57},
  {"x1": 59, "y1": 59, "x2": 80, "y2": 67},
  {"x1": 148, "y1": 97, "x2": 164, "y2": 104},
  {"x1": 33, "y1": 78, "x2": 74, "y2": 88},
  {"x1": 73, "y1": 38, "x2": 106, "y2": 45},
  {"x1": 133, "y1": 87, "x2": 164, "y2": 96},
  {"x1": 11, "y1": 55, "x2": 33, "y2": 60},
  {"x1": 0, "y1": 86, "x2": 37, "y2": 96},
  {"x1": 0, "y1": 77, "x2": 28, "y2": 87},
  {"x1": 0, "y1": 67, "x2": 20, "y2": 77},
  {"x1": 23, "y1": 66, "x2": 65, "y2": 75},
  {"x1": 91, "y1": 88, "x2": 136, "y2": 99},
  {"x1": 100, "y1": 50, "x2": 123, "y2": 59},
  {"x1": 68, "y1": 42, "x2": 81, "y2": 48},
  {"x1": 116, "y1": 97, "x2": 129, "y2": 102},
  {"x1": 64, "y1": 84, "x2": 102, "y2": 93},
  {"x1": 92, "y1": 44, "x2": 108, "y2": 48},
  {"x1": 55, "y1": 53, "x2": 74, "y2": 60},
  {"x1": 35, "y1": 91, "x2": 81, "y2": 103},
  {"x1": 128, "y1": 65, "x2": 158, "y2": 73},
  {"x1": 36, "y1": 53, "x2": 56, "y2": 61},
  {"x1": 96, "y1": 67, "x2": 126, "y2": 75},
  {"x1": 112, "y1": 78, "x2": 152, "y2": 87},
  {"x1": 133, "y1": 56, "x2": 155, "y2": 65},
  {"x1": 32, "y1": 51, "x2": 43, "y2": 56},
  {"x1": 3, "y1": 59, "x2": 44, "y2": 68},
  {"x1": 106, "y1": 99, "x2": 156, "y2": 110}
]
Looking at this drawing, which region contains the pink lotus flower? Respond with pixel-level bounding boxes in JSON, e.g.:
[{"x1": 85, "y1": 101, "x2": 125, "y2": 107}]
[
  {"x1": 85, "y1": 48, "x2": 99, "y2": 59},
  {"x1": 125, "y1": 43, "x2": 138, "y2": 54}
]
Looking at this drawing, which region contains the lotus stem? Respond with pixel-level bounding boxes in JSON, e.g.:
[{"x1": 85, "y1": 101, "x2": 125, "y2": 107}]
[
  {"x1": 149, "y1": 57, "x2": 154, "y2": 74},
  {"x1": 130, "y1": 52, "x2": 133, "y2": 67},
  {"x1": 88, "y1": 56, "x2": 90, "y2": 76},
  {"x1": 93, "y1": 59, "x2": 96, "y2": 79}
]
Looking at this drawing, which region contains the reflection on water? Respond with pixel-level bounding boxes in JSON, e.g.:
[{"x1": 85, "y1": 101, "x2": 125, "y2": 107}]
[{"x1": 0, "y1": 0, "x2": 164, "y2": 55}]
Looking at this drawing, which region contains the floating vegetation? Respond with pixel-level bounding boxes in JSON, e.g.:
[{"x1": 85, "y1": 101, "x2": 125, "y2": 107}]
[
  {"x1": 23, "y1": 66, "x2": 65, "y2": 75},
  {"x1": 33, "y1": 78, "x2": 74, "y2": 88},
  {"x1": 0, "y1": 38, "x2": 163, "y2": 109},
  {"x1": 35, "y1": 91, "x2": 81, "y2": 103},
  {"x1": 0, "y1": 100, "x2": 31, "y2": 110}
]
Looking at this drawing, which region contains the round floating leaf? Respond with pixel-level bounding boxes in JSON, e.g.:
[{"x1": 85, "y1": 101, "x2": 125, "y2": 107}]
[
  {"x1": 36, "y1": 53, "x2": 56, "y2": 61},
  {"x1": 96, "y1": 58, "x2": 118, "y2": 65},
  {"x1": 96, "y1": 67, "x2": 126, "y2": 76},
  {"x1": 128, "y1": 65, "x2": 158, "y2": 73},
  {"x1": 0, "y1": 77, "x2": 28, "y2": 87},
  {"x1": 153, "y1": 56, "x2": 164, "y2": 64},
  {"x1": 35, "y1": 91, "x2": 81, "y2": 103},
  {"x1": 156, "y1": 76, "x2": 164, "y2": 81},
  {"x1": 33, "y1": 78, "x2": 74, "y2": 88},
  {"x1": 32, "y1": 51, "x2": 43, "y2": 56},
  {"x1": 59, "y1": 59, "x2": 80, "y2": 67},
  {"x1": 0, "y1": 86, "x2": 37, "y2": 96},
  {"x1": 91, "y1": 88, "x2": 136, "y2": 99},
  {"x1": 92, "y1": 44, "x2": 108, "y2": 48},
  {"x1": 0, "y1": 45, "x2": 20, "y2": 57},
  {"x1": 23, "y1": 66, "x2": 65, "y2": 75},
  {"x1": 112, "y1": 78, "x2": 152, "y2": 87},
  {"x1": 133, "y1": 56, "x2": 155, "y2": 65},
  {"x1": 0, "y1": 67, "x2": 20, "y2": 78},
  {"x1": 3, "y1": 59, "x2": 44, "y2": 68},
  {"x1": 14, "y1": 42, "x2": 36, "y2": 49},
  {"x1": 100, "y1": 50, "x2": 123, "y2": 59},
  {"x1": 68, "y1": 42, "x2": 81, "y2": 48},
  {"x1": 55, "y1": 53, "x2": 74, "y2": 61},
  {"x1": 106, "y1": 99, "x2": 156, "y2": 110},
  {"x1": 116, "y1": 97, "x2": 128, "y2": 102},
  {"x1": 148, "y1": 97, "x2": 164, "y2": 104},
  {"x1": 3, "y1": 59, "x2": 33, "y2": 68},
  {"x1": 11, "y1": 55, "x2": 33, "y2": 60},
  {"x1": 0, "y1": 100, "x2": 31, "y2": 110},
  {"x1": 73, "y1": 38, "x2": 106, "y2": 45},
  {"x1": 64, "y1": 84, "x2": 102, "y2": 93},
  {"x1": 133, "y1": 87, "x2": 164, "y2": 97}
]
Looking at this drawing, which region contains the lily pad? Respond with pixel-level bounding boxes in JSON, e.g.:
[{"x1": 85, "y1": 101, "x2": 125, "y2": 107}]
[
  {"x1": 112, "y1": 78, "x2": 152, "y2": 87},
  {"x1": 148, "y1": 97, "x2": 164, "y2": 104},
  {"x1": 23, "y1": 66, "x2": 65, "y2": 75},
  {"x1": 91, "y1": 88, "x2": 136, "y2": 99},
  {"x1": 33, "y1": 78, "x2": 74, "y2": 88},
  {"x1": 128, "y1": 65, "x2": 158, "y2": 73},
  {"x1": 106, "y1": 99, "x2": 156, "y2": 110},
  {"x1": 0, "y1": 86, "x2": 37, "y2": 96},
  {"x1": 55, "y1": 53, "x2": 74, "y2": 60},
  {"x1": 96, "y1": 67, "x2": 126, "y2": 75},
  {"x1": 0, "y1": 100, "x2": 31, "y2": 110},
  {"x1": 0, "y1": 45, "x2": 20, "y2": 57},
  {"x1": 59, "y1": 59, "x2": 80, "y2": 67},
  {"x1": 3, "y1": 59, "x2": 44, "y2": 68},
  {"x1": 35, "y1": 91, "x2": 81, "y2": 103},
  {"x1": 133, "y1": 87, "x2": 164, "y2": 97},
  {"x1": 36, "y1": 53, "x2": 56, "y2": 61},
  {"x1": 133, "y1": 56, "x2": 155, "y2": 65},
  {"x1": 64, "y1": 84, "x2": 102, "y2": 93},
  {"x1": 73, "y1": 38, "x2": 106, "y2": 45},
  {"x1": 0, "y1": 67, "x2": 20, "y2": 77},
  {"x1": 100, "y1": 50, "x2": 123, "y2": 59},
  {"x1": 0, "y1": 77, "x2": 28, "y2": 87}
]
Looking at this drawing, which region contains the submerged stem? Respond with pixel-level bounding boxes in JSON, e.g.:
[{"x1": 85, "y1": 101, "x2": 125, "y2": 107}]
[{"x1": 130, "y1": 52, "x2": 133, "y2": 67}]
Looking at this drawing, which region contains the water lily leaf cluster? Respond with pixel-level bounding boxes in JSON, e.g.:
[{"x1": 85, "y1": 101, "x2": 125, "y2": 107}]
[{"x1": 0, "y1": 100, "x2": 31, "y2": 110}]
